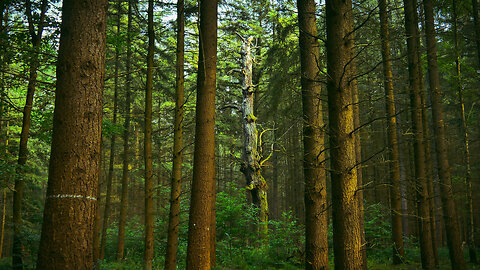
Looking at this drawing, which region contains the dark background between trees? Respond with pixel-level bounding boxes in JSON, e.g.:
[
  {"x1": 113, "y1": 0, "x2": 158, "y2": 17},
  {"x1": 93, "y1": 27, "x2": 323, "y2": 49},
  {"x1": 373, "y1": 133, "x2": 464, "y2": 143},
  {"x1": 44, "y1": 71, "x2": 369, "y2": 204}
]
[{"x1": 0, "y1": 0, "x2": 479, "y2": 268}]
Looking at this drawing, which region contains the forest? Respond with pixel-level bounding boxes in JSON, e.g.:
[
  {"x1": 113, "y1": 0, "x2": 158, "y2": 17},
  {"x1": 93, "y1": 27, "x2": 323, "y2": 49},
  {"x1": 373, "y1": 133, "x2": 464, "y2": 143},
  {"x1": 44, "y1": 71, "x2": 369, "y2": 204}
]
[{"x1": 0, "y1": 0, "x2": 479, "y2": 269}]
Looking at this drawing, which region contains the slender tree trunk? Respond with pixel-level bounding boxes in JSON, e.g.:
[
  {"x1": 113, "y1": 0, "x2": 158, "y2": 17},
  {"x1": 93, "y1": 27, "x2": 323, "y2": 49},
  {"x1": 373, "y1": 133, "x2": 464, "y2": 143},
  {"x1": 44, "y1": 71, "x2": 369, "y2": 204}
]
[
  {"x1": 117, "y1": 0, "x2": 133, "y2": 261},
  {"x1": 297, "y1": 0, "x2": 328, "y2": 267},
  {"x1": 240, "y1": 36, "x2": 269, "y2": 238},
  {"x1": 472, "y1": 0, "x2": 480, "y2": 67},
  {"x1": 186, "y1": 0, "x2": 217, "y2": 267},
  {"x1": 100, "y1": 0, "x2": 121, "y2": 261},
  {"x1": 164, "y1": 0, "x2": 185, "y2": 268},
  {"x1": 0, "y1": 189, "x2": 5, "y2": 258},
  {"x1": 378, "y1": 0, "x2": 405, "y2": 262},
  {"x1": 452, "y1": 0, "x2": 477, "y2": 263},
  {"x1": 143, "y1": 0, "x2": 155, "y2": 268},
  {"x1": 12, "y1": 1, "x2": 47, "y2": 269},
  {"x1": 325, "y1": 0, "x2": 363, "y2": 267},
  {"x1": 271, "y1": 125, "x2": 279, "y2": 220},
  {"x1": 36, "y1": 0, "x2": 107, "y2": 268},
  {"x1": 403, "y1": 0, "x2": 435, "y2": 267}
]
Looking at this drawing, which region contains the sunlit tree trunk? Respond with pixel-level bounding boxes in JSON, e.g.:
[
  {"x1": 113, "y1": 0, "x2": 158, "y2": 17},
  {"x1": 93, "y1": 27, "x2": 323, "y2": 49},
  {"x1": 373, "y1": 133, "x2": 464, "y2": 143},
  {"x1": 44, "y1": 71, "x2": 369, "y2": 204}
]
[
  {"x1": 117, "y1": 0, "x2": 134, "y2": 261},
  {"x1": 143, "y1": 0, "x2": 155, "y2": 268},
  {"x1": 452, "y1": 0, "x2": 477, "y2": 263},
  {"x1": 164, "y1": 0, "x2": 185, "y2": 268},
  {"x1": 326, "y1": 0, "x2": 363, "y2": 266},
  {"x1": 186, "y1": 0, "x2": 217, "y2": 268},
  {"x1": 296, "y1": 0, "x2": 328, "y2": 267},
  {"x1": 36, "y1": 0, "x2": 107, "y2": 268},
  {"x1": 378, "y1": 0, "x2": 405, "y2": 262},
  {"x1": 403, "y1": 0, "x2": 435, "y2": 267},
  {"x1": 12, "y1": 1, "x2": 47, "y2": 269}
]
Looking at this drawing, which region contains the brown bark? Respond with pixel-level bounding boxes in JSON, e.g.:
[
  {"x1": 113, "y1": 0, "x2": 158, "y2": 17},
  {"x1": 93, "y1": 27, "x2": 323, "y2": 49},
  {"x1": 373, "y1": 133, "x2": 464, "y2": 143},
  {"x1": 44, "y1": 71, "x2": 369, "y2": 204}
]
[
  {"x1": 0, "y1": 189, "x2": 5, "y2": 258},
  {"x1": 296, "y1": 0, "x2": 328, "y2": 268},
  {"x1": 452, "y1": 0, "x2": 477, "y2": 263},
  {"x1": 325, "y1": 0, "x2": 363, "y2": 267},
  {"x1": 403, "y1": 0, "x2": 435, "y2": 267},
  {"x1": 186, "y1": 0, "x2": 217, "y2": 268},
  {"x1": 164, "y1": 0, "x2": 185, "y2": 268},
  {"x1": 12, "y1": 1, "x2": 47, "y2": 269},
  {"x1": 378, "y1": 0, "x2": 405, "y2": 263},
  {"x1": 143, "y1": 0, "x2": 155, "y2": 268},
  {"x1": 100, "y1": 0, "x2": 121, "y2": 261},
  {"x1": 36, "y1": 0, "x2": 107, "y2": 268},
  {"x1": 117, "y1": 0, "x2": 133, "y2": 261}
]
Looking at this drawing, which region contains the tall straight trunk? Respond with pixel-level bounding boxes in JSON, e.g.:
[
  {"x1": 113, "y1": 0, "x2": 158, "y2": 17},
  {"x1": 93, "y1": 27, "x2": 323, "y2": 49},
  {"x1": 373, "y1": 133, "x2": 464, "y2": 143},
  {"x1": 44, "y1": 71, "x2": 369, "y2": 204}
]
[
  {"x1": 93, "y1": 138, "x2": 104, "y2": 267},
  {"x1": 297, "y1": 0, "x2": 329, "y2": 267},
  {"x1": 143, "y1": 0, "x2": 155, "y2": 269},
  {"x1": 271, "y1": 126, "x2": 279, "y2": 220},
  {"x1": 36, "y1": 0, "x2": 107, "y2": 268},
  {"x1": 452, "y1": 0, "x2": 477, "y2": 263},
  {"x1": 117, "y1": 0, "x2": 133, "y2": 261},
  {"x1": 12, "y1": 1, "x2": 47, "y2": 269},
  {"x1": 378, "y1": 0, "x2": 405, "y2": 262},
  {"x1": 0, "y1": 189, "x2": 5, "y2": 258},
  {"x1": 240, "y1": 37, "x2": 268, "y2": 238},
  {"x1": 164, "y1": 0, "x2": 185, "y2": 269},
  {"x1": 100, "y1": 0, "x2": 121, "y2": 261},
  {"x1": 186, "y1": 0, "x2": 217, "y2": 268},
  {"x1": 472, "y1": 0, "x2": 480, "y2": 67},
  {"x1": 325, "y1": 0, "x2": 363, "y2": 267},
  {"x1": 403, "y1": 0, "x2": 435, "y2": 267}
]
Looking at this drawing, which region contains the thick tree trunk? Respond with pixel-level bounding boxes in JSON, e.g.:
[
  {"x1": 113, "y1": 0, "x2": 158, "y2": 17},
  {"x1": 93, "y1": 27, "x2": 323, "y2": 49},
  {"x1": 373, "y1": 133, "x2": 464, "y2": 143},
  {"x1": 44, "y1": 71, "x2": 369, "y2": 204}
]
[
  {"x1": 296, "y1": 0, "x2": 329, "y2": 268},
  {"x1": 378, "y1": 0, "x2": 405, "y2": 263},
  {"x1": 12, "y1": 1, "x2": 47, "y2": 269},
  {"x1": 240, "y1": 36, "x2": 268, "y2": 238},
  {"x1": 164, "y1": 0, "x2": 185, "y2": 268},
  {"x1": 36, "y1": 0, "x2": 107, "y2": 268},
  {"x1": 143, "y1": 0, "x2": 155, "y2": 268},
  {"x1": 117, "y1": 0, "x2": 133, "y2": 261},
  {"x1": 186, "y1": 0, "x2": 217, "y2": 268},
  {"x1": 325, "y1": 0, "x2": 363, "y2": 267},
  {"x1": 403, "y1": 0, "x2": 435, "y2": 267},
  {"x1": 100, "y1": 0, "x2": 121, "y2": 261},
  {"x1": 452, "y1": 0, "x2": 477, "y2": 263}
]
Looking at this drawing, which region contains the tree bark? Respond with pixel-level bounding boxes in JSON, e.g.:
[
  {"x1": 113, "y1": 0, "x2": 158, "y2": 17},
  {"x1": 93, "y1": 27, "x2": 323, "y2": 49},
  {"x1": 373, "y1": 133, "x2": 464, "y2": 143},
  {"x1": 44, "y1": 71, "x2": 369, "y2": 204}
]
[
  {"x1": 12, "y1": 1, "x2": 47, "y2": 269},
  {"x1": 378, "y1": 0, "x2": 405, "y2": 263},
  {"x1": 36, "y1": 0, "x2": 107, "y2": 268},
  {"x1": 164, "y1": 0, "x2": 185, "y2": 268},
  {"x1": 296, "y1": 0, "x2": 328, "y2": 268},
  {"x1": 143, "y1": 0, "x2": 155, "y2": 268},
  {"x1": 325, "y1": 0, "x2": 363, "y2": 267},
  {"x1": 186, "y1": 0, "x2": 217, "y2": 268},
  {"x1": 117, "y1": 0, "x2": 133, "y2": 261},
  {"x1": 452, "y1": 0, "x2": 477, "y2": 263},
  {"x1": 403, "y1": 0, "x2": 435, "y2": 267}
]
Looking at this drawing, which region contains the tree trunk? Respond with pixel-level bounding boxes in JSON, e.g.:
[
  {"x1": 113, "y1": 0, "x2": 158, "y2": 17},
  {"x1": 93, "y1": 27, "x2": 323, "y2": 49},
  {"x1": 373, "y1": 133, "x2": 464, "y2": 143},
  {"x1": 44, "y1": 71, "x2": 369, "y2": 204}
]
[
  {"x1": 403, "y1": 0, "x2": 435, "y2": 267},
  {"x1": 143, "y1": 0, "x2": 155, "y2": 268},
  {"x1": 36, "y1": 0, "x2": 107, "y2": 268},
  {"x1": 186, "y1": 0, "x2": 217, "y2": 267},
  {"x1": 100, "y1": 0, "x2": 121, "y2": 261},
  {"x1": 325, "y1": 0, "x2": 363, "y2": 266},
  {"x1": 296, "y1": 0, "x2": 329, "y2": 267},
  {"x1": 240, "y1": 36, "x2": 269, "y2": 239},
  {"x1": 12, "y1": 1, "x2": 47, "y2": 269},
  {"x1": 117, "y1": 0, "x2": 133, "y2": 261},
  {"x1": 164, "y1": 0, "x2": 185, "y2": 268},
  {"x1": 378, "y1": 0, "x2": 405, "y2": 262},
  {"x1": 472, "y1": 0, "x2": 480, "y2": 67},
  {"x1": 0, "y1": 189, "x2": 5, "y2": 258},
  {"x1": 452, "y1": 0, "x2": 477, "y2": 263}
]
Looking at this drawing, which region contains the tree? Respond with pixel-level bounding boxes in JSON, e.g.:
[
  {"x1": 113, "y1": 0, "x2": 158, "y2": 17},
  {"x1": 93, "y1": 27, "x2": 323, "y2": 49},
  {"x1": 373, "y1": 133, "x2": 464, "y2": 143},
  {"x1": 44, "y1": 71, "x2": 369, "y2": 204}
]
[
  {"x1": 143, "y1": 0, "x2": 155, "y2": 268},
  {"x1": 296, "y1": 0, "x2": 329, "y2": 268},
  {"x1": 36, "y1": 0, "x2": 108, "y2": 268},
  {"x1": 12, "y1": 1, "x2": 47, "y2": 269},
  {"x1": 422, "y1": 0, "x2": 467, "y2": 267},
  {"x1": 117, "y1": 0, "x2": 134, "y2": 261},
  {"x1": 186, "y1": 0, "x2": 218, "y2": 267},
  {"x1": 325, "y1": 0, "x2": 363, "y2": 266},
  {"x1": 164, "y1": 0, "x2": 185, "y2": 269},
  {"x1": 403, "y1": 0, "x2": 435, "y2": 267}
]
